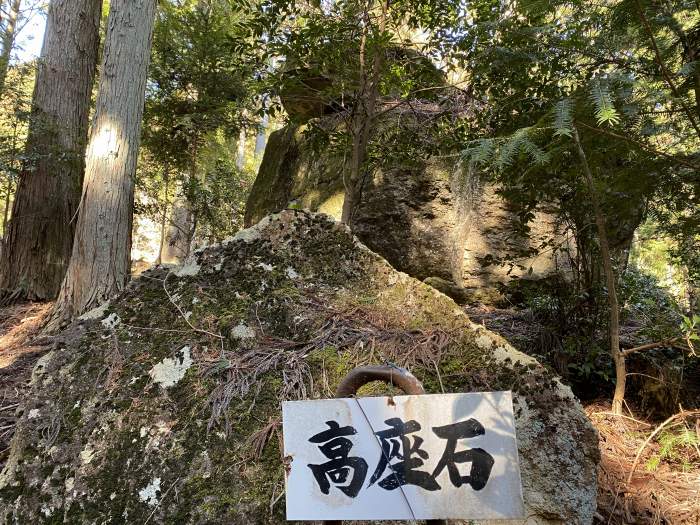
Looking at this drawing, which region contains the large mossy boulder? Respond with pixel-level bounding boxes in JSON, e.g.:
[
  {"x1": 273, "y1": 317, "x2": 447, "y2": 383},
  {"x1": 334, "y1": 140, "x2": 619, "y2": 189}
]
[{"x1": 0, "y1": 211, "x2": 598, "y2": 524}]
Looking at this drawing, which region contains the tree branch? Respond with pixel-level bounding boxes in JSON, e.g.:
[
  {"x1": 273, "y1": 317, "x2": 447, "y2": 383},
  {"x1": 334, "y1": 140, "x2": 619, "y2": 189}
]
[
  {"x1": 620, "y1": 337, "x2": 682, "y2": 357},
  {"x1": 575, "y1": 120, "x2": 700, "y2": 172},
  {"x1": 634, "y1": 0, "x2": 700, "y2": 138}
]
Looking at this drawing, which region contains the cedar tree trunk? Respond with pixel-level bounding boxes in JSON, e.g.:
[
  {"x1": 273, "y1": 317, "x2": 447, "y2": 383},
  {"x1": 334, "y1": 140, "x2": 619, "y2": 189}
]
[
  {"x1": 51, "y1": 0, "x2": 157, "y2": 324},
  {"x1": 0, "y1": 0, "x2": 101, "y2": 301}
]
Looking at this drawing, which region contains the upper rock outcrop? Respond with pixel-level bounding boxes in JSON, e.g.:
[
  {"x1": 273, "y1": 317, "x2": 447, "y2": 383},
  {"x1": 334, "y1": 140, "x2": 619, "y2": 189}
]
[
  {"x1": 0, "y1": 211, "x2": 598, "y2": 524},
  {"x1": 245, "y1": 124, "x2": 574, "y2": 302}
]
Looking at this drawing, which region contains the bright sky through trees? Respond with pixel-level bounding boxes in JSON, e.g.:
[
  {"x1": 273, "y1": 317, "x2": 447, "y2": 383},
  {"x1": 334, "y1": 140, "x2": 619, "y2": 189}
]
[{"x1": 14, "y1": 7, "x2": 44, "y2": 62}]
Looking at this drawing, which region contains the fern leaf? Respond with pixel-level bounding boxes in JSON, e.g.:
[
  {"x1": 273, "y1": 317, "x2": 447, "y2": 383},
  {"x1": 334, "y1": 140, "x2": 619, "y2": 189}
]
[
  {"x1": 461, "y1": 138, "x2": 495, "y2": 166},
  {"x1": 496, "y1": 132, "x2": 521, "y2": 168},
  {"x1": 589, "y1": 79, "x2": 620, "y2": 126},
  {"x1": 553, "y1": 98, "x2": 574, "y2": 137},
  {"x1": 521, "y1": 136, "x2": 550, "y2": 165}
]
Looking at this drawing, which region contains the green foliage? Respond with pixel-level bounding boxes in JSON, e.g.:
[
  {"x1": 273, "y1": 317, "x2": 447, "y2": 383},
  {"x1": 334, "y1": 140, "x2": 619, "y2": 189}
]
[
  {"x1": 504, "y1": 275, "x2": 613, "y2": 392},
  {"x1": 136, "y1": 0, "x2": 263, "y2": 252},
  {"x1": 588, "y1": 79, "x2": 620, "y2": 126},
  {"x1": 187, "y1": 135, "x2": 255, "y2": 242},
  {"x1": 457, "y1": 0, "x2": 699, "y2": 331},
  {"x1": 619, "y1": 265, "x2": 684, "y2": 341},
  {"x1": 645, "y1": 426, "x2": 700, "y2": 473},
  {"x1": 553, "y1": 99, "x2": 574, "y2": 138},
  {"x1": 462, "y1": 125, "x2": 549, "y2": 171},
  {"x1": 0, "y1": 62, "x2": 35, "y2": 236},
  {"x1": 253, "y1": 0, "x2": 473, "y2": 180},
  {"x1": 143, "y1": 0, "x2": 260, "y2": 168}
]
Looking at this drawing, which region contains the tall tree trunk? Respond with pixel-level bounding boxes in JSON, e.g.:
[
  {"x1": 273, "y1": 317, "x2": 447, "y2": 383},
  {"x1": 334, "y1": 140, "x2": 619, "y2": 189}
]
[
  {"x1": 51, "y1": 0, "x2": 157, "y2": 325},
  {"x1": 0, "y1": 0, "x2": 21, "y2": 95},
  {"x1": 161, "y1": 195, "x2": 194, "y2": 264},
  {"x1": 0, "y1": 0, "x2": 101, "y2": 302},
  {"x1": 2, "y1": 176, "x2": 12, "y2": 236},
  {"x1": 237, "y1": 126, "x2": 246, "y2": 169},
  {"x1": 1, "y1": 121, "x2": 19, "y2": 237},
  {"x1": 340, "y1": 0, "x2": 387, "y2": 224},
  {"x1": 573, "y1": 127, "x2": 626, "y2": 415},
  {"x1": 156, "y1": 164, "x2": 170, "y2": 265},
  {"x1": 162, "y1": 146, "x2": 199, "y2": 264}
]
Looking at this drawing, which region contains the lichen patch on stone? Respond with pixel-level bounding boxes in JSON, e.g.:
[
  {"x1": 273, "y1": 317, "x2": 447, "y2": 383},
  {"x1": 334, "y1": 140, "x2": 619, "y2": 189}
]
[
  {"x1": 80, "y1": 446, "x2": 95, "y2": 465},
  {"x1": 475, "y1": 333, "x2": 494, "y2": 350},
  {"x1": 492, "y1": 343, "x2": 539, "y2": 367},
  {"x1": 230, "y1": 214, "x2": 273, "y2": 243},
  {"x1": 79, "y1": 301, "x2": 110, "y2": 321},
  {"x1": 230, "y1": 322, "x2": 255, "y2": 340},
  {"x1": 148, "y1": 346, "x2": 193, "y2": 388},
  {"x1": 138, "y1": 478, "x2": 161, "y2": 507},
  {"x1": 101, "y1": 313, "x2": 121, "y2": 330},
  {"x1": 173, "y1": 258, "x2": 201, "y2": 277}
]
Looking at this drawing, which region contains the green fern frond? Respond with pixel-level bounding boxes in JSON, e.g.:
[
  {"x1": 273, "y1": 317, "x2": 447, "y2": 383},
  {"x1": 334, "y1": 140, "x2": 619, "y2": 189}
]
[
  {"x1": 461, "y1": 138, "x2": 496, "y2": 166},
  {"x1": 495, "y1": 127, "x2": 549, "y2": 168},
  {"x1": 589, "y1": 79, "x2": 620, "y2": 126},
  {"x1": 496, "y1": 132, "x2": 521, "y2": 168},
  {"x1": 518, "y1": 135, "x2": 549, "y2": 165},
  {"x1": 553, "y1": 98, "x2": 574, "y2": 137}
]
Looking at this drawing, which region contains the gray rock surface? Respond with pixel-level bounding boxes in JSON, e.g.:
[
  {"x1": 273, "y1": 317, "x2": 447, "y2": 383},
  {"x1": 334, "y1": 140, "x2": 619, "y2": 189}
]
[
  {"x1": 245, "y1": 123, "x2": 574, "y2": 297},
  {"x1": 0, "y1": 210, "x2": 598, "y2": 524}
]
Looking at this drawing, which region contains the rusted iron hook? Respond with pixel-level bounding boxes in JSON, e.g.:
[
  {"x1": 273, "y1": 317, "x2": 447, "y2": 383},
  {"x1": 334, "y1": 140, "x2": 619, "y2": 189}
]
[{"x1": 325, "y1": 364, "x2": 446, "y2": 525}]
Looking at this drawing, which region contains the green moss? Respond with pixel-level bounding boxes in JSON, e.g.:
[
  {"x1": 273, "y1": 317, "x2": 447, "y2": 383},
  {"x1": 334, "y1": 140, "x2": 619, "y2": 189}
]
[{"x1": 0, "y1": 211, "x2": 597, "y2": 523}]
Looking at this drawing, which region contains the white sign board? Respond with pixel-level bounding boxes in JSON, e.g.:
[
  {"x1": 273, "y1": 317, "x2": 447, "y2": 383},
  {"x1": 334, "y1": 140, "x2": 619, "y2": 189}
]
[{"x1": 282, "y1": 391, "x2": 524, "y2": 521}]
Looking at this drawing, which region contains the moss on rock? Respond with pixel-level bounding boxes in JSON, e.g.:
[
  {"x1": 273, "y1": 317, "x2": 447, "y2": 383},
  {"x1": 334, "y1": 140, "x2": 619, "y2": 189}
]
[{"x1": 0, "y1": 211, "x2": 598, "y2": 524}]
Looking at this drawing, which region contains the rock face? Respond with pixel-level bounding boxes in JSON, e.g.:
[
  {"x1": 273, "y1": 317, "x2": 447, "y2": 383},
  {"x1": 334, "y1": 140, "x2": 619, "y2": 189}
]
[
  {"x1": 279, "y1": 47, "x2": 446, "y2": 121},
  {"x1": 245, "y1": 124, "x2": 573, "y2": 301},
  {"x1": 0, "y1": 211, "x2": 598, "y2": 524}
]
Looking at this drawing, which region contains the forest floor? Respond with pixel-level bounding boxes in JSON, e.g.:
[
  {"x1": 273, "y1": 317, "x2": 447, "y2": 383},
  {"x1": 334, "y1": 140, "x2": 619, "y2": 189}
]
[
  {"x1": 0, "y1": 301, "x2": 52, "y2": 467},
  {"x1": 0, "y1": 302, "x2": 698, "y2": 523}
]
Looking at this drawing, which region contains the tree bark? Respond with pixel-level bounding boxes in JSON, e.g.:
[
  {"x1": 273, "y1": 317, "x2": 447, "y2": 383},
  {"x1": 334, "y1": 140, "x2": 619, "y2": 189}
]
[
  {"x1": 573, "y1": 127, "x2": 626, "y2": 415},
  {"x1": 340, "y1": 0, "x2": 387, "y2": 224},
  {"x1": 0, "y1": 0, "x2": 20, "y2": 95},
  {"x1": 0, "y1": 0, "x2": 101, "y2": 302},
  {"x1": 2, "y1": 176, "x2": 12, "y2": 236},
  {"x1": 1, "y1": 120, "x2": 19, "y2": 237},
  {"x1": 51, "y1": 0, "x2": 157, "y2": 325},
  {"x1": 161, "y1": 194, "x2": 194, "y2": 264},
  {"x1": 156, "y1": 164, "x2": 170, "y2": 266}
]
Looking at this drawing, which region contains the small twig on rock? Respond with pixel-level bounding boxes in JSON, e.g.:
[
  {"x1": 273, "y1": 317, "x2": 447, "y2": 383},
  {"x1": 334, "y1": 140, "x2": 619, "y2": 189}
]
[{"x1": 161, "y1": 271, "x2": 224, "y2": 345}]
